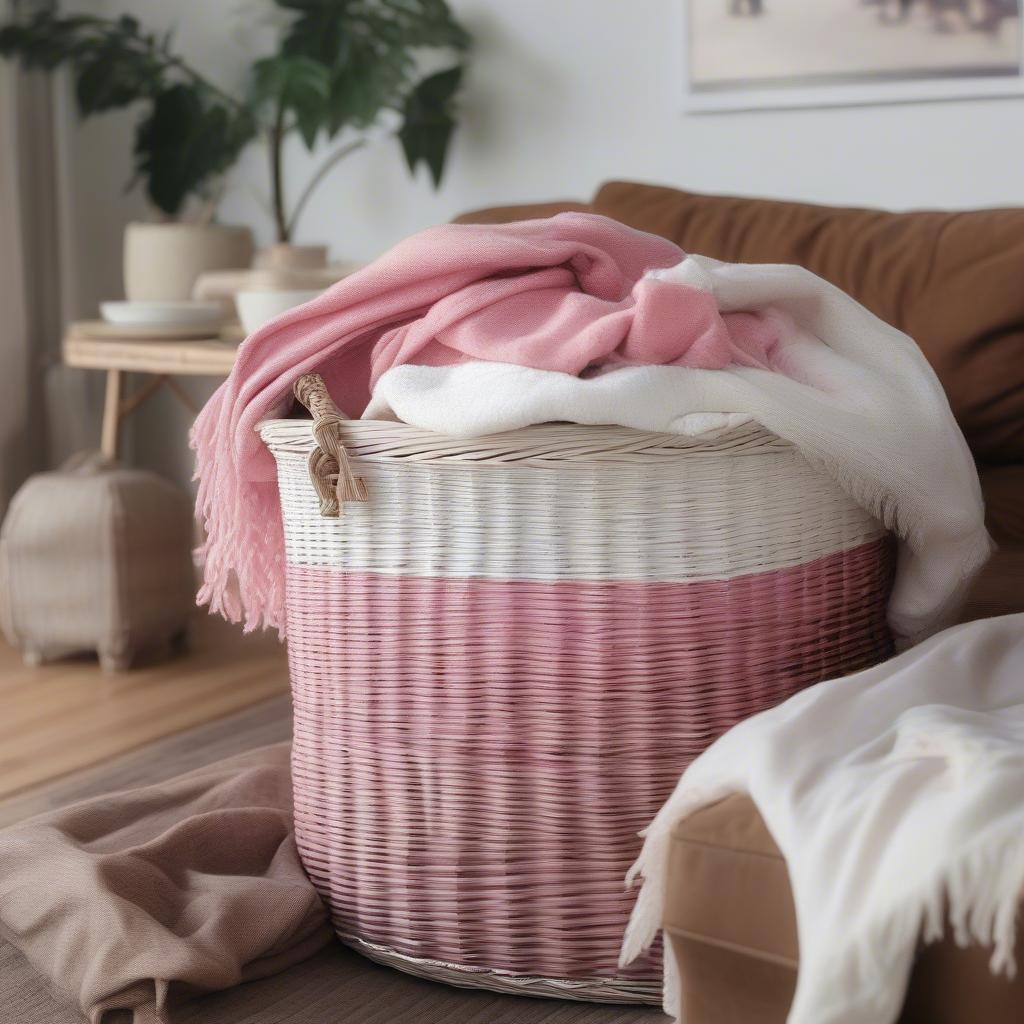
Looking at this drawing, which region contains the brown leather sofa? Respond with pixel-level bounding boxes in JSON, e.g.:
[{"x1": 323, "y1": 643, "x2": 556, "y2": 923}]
[
  {"x1": 456, "y1": 181, "x2": 1024, "y2": 623},
  {"x1": 457, "y1": 183, "x2": 1024, "y2": 1019}
]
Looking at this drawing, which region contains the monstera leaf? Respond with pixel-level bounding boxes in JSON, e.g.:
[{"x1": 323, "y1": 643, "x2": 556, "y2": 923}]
[
  {"x1": 398, "y1": 65, "x2": 463, "y2": 187},
  {"x1": 134, "y1": 86, "x2": 255, "y2": 215},
  {"x1": 251, "y1": 54, "x2": 331, "y2": 148},
  {"x1": 0, "y1": 10, "x2": 254, "y2": 216},
  {"x1": 0, "y1": 1, "x2": 473, "y2": 227},
  {"x1": 261, "y1": 0, "x2": 469, "y2": 157}
]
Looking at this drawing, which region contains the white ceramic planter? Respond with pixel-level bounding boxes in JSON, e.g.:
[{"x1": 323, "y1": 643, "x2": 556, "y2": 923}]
[
  {"x1": 123, "y1": 222, "x2": 254, "y2": 302},
  {"x1": 236, "y1": 289, "x2": 323, "y2": 335}
]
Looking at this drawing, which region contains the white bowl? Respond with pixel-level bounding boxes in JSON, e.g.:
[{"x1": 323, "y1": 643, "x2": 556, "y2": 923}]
[
  {"x1": 100, "y1": 300, "x2": 223, "y2": 329},
  {"x1": 236, "y1": 289, "x2": 323, "y2": 335}
]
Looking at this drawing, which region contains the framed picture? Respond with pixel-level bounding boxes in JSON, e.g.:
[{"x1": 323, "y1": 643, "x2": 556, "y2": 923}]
[{"x1": 683, "y1": 0, "x2": 1024, "y2": 111}]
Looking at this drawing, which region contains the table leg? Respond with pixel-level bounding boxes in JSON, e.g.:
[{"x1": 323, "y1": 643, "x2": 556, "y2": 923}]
[
  {"x1": 163, "y1": 375, "x2": 200, "y2": 415},
  {"x1": 100, "y1": 368, "x2": 124, "y2": 460}
]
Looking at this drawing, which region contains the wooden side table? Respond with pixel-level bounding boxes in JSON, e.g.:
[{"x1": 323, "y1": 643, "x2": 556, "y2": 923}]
[{"x1": 63, "y1": 324, "x2": 240, "y2": 459}]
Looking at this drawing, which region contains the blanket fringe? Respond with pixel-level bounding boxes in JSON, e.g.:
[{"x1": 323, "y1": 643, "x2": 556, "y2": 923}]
[
  {"x1": 623, "y1": 781, "x2": 1024, "y2": 1024},
  {"x1": 790, "y1": 824, "x2": 1024, "y2": 1024},
  {"x1": 190, "y1": 396, "x2": 289, "y2": 636}
]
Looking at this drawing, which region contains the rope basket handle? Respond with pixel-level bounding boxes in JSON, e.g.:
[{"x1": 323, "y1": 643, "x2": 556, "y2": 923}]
[{"x1": 293, "y1": 372, "x2": 368, "y2": 517}]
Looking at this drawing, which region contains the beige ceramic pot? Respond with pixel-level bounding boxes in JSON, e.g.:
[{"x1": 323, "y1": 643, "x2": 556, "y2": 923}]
[{"x1": 123, "y1": 222, "x2": 254, "y2": 302}]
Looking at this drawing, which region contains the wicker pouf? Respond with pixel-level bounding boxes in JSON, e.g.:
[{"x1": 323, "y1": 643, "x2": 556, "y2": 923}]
[
  {"x1": 0, "y1": 452, "x2": 195, "y2": 671},
  {"x1": 259, "y1": 376, "x2": 896, "y2": 1004}
]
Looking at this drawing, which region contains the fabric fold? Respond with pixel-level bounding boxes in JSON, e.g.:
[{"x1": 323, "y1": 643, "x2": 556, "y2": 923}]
[
  {"x1": 191, "y1": 214, "x2": 774, "y2": 633},
  {"x1": 367, "y1": 254, "x2": 991, "y2": 644},
  {"x1": 620, "y1": 613, "x2": 1024, "y2": 1024},
  {"x1": 192, "y1": 214, "x2": 988, "y2": 643},
  {"x1": 0, "y1": 744, "x2": 330, "y2": 1024}
]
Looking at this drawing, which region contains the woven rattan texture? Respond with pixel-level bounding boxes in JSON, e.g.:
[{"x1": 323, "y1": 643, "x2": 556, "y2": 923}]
[
  {"x1": 264, "y1": 418, "x2": 896, "y2": 1000},
  {"x1": 266, "y1": 423, "x2": 885, "y2": 583}
]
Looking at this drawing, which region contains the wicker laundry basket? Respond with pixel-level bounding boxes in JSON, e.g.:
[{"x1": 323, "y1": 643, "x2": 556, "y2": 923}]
[{"x1": 259, "y1": 373, "x2": 896, "y2": 1005}]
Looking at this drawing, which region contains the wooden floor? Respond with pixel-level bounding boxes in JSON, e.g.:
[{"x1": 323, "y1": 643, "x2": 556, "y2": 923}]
[{"x1": 0, "y1": 614, "x2": 289, "y2": 800}]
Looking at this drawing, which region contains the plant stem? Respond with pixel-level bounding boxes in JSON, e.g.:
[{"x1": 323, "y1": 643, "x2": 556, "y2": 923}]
[
  {"x1": 285, "y1": 137, "x2": 368, "y2": 240},
  {"x1": 269, "y1": 101, "x2": 289, "y2": 244}
]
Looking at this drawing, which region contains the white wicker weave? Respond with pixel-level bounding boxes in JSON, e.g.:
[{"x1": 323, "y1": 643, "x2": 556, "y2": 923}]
[
  {"x1": 259, "y1": 397, "x2": 895, "y2": 1003},
  {"x1": 262, "y1": 419, "x2": 885, "y2": 582}
]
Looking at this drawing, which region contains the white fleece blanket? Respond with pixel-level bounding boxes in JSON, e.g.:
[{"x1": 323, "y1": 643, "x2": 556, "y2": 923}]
[
  {"x1": 366, "y1": 255, "x2": 991, "y2": 645},
  {"x1": 619, "y1": 613, "x2": 1024, "y2": 1024}
]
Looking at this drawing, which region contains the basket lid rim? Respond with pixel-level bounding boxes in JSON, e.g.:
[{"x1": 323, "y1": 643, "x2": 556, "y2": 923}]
[{"x1": 257, "y1": 417, "x2": 792, "y2": 465}]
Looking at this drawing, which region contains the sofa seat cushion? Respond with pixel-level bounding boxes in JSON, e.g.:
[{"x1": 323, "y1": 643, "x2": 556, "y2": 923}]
[
  {"x1": 956, "y1": 546, "x2": 1024, "y2": 624},
  {"x1": 666, "y1": 794, "x2": 1024, "y2": 1024},
  {"x1": 593, "y1": 181, "x2": 1024, "y2": 464},
  {"x1": 981, "y1": 464, "x2": 1024, "y2": 546},
  {"x1": 956, "y1": 467, "x2": 1024, "y2": 623}
]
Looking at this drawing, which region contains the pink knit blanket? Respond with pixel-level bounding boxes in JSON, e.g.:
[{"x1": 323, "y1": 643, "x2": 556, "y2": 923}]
[{"x1": 192, "y1": 213, "x2": 777, "y2": 632}]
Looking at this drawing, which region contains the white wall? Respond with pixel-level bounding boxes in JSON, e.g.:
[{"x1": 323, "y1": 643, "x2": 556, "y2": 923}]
[
  {"x1": 71, "y1": 0, "x2": 1024, "y2": 259},
  {"x1": 60, "y1": 0, "x2": 1024, "y2": 482}
]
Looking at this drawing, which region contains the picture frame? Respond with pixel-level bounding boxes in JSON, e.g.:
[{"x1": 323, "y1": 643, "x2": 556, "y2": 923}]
[{"x1": 682, "y1": 0, "x2": 1024, "y2": 112}]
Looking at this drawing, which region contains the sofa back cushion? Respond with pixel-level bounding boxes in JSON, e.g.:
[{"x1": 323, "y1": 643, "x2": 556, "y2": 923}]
[
  {"x1": 452, "y1": 200, "x2": 591, "y2": 225},
  {"x1": 593, "y1": 181, "x2": 1024, "y2": 464}
]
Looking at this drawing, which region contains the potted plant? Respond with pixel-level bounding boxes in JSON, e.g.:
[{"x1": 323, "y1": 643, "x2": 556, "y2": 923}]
[
  {"x1": 248, "y1": 0, "x2": 469, "y2": 254},
  {"x1": 0, "y1": 11, "x2": 256, "y2": 300},
  {"x1": 0, "y1": 0, "x2": 470, "y2": 297}
]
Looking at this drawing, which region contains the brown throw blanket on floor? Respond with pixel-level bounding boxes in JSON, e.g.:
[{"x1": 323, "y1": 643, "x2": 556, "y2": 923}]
[{"x1": 0, "y1": 744, "x2": 331, "y2": 1023}]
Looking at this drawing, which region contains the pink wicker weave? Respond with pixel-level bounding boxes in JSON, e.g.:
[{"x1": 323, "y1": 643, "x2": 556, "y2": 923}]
[{"x1": 261, "y1": 374, "x2": 896, "y2": 1004}]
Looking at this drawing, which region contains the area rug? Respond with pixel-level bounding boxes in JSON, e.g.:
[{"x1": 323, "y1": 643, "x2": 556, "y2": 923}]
[{"x1": 0, "y1": 696, "x2": 666, "y2": 1024}]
